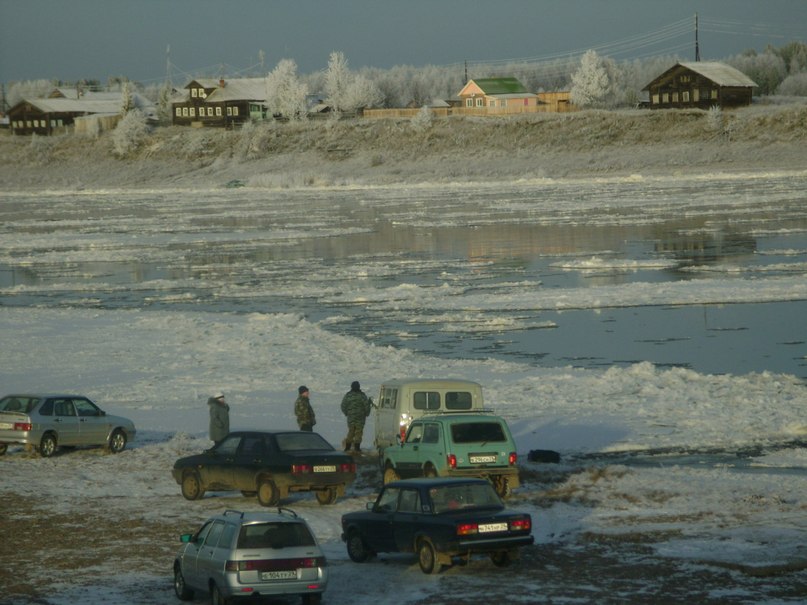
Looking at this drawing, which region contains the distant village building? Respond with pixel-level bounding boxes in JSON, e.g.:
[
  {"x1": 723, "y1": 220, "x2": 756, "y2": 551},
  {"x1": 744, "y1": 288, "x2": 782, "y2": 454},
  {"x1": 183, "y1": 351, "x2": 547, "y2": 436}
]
[
  {"x1": 457, "y1": 77, "x2": 538, "y2": 110},
  {"x1": 643, "y1": 62, "x2": 757, "y2": 109},
  {"x1": 172, "y1": 78, "x2": 268, "y2": 128},
  {"x1": 7, "y1": 88, "x2": 156, "y2": 135}
]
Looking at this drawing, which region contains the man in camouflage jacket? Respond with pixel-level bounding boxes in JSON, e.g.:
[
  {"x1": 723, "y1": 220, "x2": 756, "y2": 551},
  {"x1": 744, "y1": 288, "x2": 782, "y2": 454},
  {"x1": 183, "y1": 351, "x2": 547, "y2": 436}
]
[
  {"x1": 294, "y1": 386, "x2": 316, "y2": 431},
  {"x1": 340, "y1": 380, "x2": 372, "y2": 452}
]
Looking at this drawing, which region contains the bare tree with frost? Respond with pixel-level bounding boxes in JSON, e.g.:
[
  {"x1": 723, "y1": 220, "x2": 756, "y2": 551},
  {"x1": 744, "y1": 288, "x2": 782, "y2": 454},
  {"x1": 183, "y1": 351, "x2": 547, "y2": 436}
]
[
  {"x1": 570, "y1": 50, "x2": 613, "y2": 108},
  {"x1": 112, "y1": 109, "x2": 149, "y2": 157},
  {"x1": 265, "y1": 58, "x2": 309, "y2": 120},
  {"x1": 324, "y1": 51, "x2": 383, "y2": 113}
]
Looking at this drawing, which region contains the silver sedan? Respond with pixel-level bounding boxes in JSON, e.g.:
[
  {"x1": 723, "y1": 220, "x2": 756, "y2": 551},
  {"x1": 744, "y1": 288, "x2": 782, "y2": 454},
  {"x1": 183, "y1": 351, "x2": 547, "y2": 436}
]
[{"x1": 0, "y1": 394, "x2": 136, "y2": 457}]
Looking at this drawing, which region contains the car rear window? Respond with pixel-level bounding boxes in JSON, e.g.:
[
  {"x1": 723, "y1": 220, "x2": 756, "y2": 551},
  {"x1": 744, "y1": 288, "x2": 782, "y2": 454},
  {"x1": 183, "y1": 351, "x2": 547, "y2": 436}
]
[
  {"x1": 275, "y1": 432, "x2": 333, "y2": 452},
  {"x1": 0, "y1": 396, "x2": 40, "y2": 413},
  {"x1": 238, "y1": 522, "x2": 316, "y2": 549},
  {"x1": 430, "y1": 482, "x2": 502, "y2": 513},
  {"x1": 450, "y1": 422, "x2": 507, "y2": 444}
]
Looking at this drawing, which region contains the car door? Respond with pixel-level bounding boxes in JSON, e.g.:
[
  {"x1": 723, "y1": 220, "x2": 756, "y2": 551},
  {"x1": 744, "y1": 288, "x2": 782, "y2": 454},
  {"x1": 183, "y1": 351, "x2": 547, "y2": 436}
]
[
  {"x1": 201, "y1": 435, "x2": 241, "y2": 490},
  {"x1": 194, "y1": 520, "x2": 226, "y2": 585},
  {"x1": 50, "y1": 398, "x2": 81, "y2": 446},
  {"x1": 230, "y1": 434, "x2": 268, "y2": 491},
  {"x1": 72, "y1": 397, "x2": 108, "y2": 446},
  {"x1": 361, "y1": 486, "x2": 401, "y2": 553},
  {"x1": 392, "y1": 422, "x2": 427, "y2": 477},
  {"x1": 182, "y1": 521, "x2": 214, "y2": 588},
  {"x1": 391, "y1": 486, "x2": 426, "y2": 552}
]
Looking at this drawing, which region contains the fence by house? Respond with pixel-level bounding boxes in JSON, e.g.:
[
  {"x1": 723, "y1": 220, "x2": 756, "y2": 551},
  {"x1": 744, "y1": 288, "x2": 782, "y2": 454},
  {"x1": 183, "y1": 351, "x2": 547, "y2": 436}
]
[{"x1": 363, "y1": 92, "x2": 573, "y2": 120}]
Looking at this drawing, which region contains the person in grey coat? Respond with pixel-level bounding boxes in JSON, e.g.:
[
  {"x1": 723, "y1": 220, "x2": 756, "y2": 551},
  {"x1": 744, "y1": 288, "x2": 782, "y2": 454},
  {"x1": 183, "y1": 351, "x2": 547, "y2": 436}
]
[
  {"x1": 294, "y1": 385, "x2": 316, "y2": 431},
  {"x1": 340, "y1": 381, "x2": 372, "y2": 452},
  {"x1": 208, "y1": 391, "x2": 230, "y2": 445}
]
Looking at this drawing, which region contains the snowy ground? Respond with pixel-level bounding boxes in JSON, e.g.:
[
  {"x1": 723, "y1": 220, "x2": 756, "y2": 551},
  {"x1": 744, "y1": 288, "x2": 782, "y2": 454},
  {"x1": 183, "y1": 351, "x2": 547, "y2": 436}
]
[{"x1": 2, "y1": 172, "x2": 807, "y2": 603}]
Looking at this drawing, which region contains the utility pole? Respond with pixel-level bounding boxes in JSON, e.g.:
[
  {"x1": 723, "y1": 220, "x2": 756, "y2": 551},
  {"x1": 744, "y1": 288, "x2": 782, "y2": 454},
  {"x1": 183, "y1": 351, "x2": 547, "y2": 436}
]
[{"x1": 695, "y1": 13, "x2": 701, "y2": 62}]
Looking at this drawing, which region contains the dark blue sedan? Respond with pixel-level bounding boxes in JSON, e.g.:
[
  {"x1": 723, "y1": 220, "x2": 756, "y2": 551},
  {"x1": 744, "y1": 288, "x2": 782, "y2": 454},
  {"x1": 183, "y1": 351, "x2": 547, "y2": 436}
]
[{"x1": 341, "y1": 477, "x2": 534, "y2": 573}]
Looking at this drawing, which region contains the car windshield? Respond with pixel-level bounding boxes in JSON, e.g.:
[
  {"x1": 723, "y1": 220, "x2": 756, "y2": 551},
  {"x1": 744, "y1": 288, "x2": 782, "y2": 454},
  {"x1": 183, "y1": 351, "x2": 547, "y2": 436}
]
[
  {"x1": 275, "y1": 432, "x2": 333, "y2": 452},
  {"x1": 450, "y1": 421, "x2": 507, "y2": 444},
  {"x1": 237, "y1": 522, "x2": 316, "y2": 549},
  {"x1": 429, "y1": 483, "x2": 503, "y2": 513},
  {"x1": 0, "y1": 396, "x2": 39, "y2": 413}
]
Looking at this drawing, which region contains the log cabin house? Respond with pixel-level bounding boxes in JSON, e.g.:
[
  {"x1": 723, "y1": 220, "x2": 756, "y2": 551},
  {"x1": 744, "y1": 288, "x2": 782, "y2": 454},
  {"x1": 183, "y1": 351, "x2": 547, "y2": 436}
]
[
  {"x1": 172, "y1": 78, "x2": 268, "y2": 128},
  {"x1": 643, "y1": 62, "x2": 757, "y2": 109}
]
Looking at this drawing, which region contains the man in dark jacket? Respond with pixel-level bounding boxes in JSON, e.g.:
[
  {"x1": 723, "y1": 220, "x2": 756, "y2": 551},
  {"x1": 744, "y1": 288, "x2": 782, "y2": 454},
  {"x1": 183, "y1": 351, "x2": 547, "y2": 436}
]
[
  {"x1": 294, "y1": 385, "x2": 316, "y2": 431},
  {"x1": 208, "y1": 391, "x2": 230, "y2": 445},
  {"x1": 340, "y1": 380, "x2": 372, "y2": 452}
]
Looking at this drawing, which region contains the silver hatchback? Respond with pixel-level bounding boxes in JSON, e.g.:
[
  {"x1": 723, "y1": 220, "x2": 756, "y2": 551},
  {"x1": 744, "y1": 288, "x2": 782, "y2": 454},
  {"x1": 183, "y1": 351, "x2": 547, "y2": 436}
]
[
  {"x1": 0, "y1": 394, "x2": 136, "y2": 457},
  {"x1": 173, "y1": 508, "x2": 327, "y2": 605}
]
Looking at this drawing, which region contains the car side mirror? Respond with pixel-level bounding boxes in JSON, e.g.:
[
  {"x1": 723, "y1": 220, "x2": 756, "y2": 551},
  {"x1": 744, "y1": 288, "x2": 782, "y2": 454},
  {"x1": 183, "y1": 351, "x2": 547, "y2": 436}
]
[
  {"x1": 366, "y1": 502, "x2": 374, "y2": 511},
  {"x1": 180, "y1": 533, "x2": 193, "y2": 543}
]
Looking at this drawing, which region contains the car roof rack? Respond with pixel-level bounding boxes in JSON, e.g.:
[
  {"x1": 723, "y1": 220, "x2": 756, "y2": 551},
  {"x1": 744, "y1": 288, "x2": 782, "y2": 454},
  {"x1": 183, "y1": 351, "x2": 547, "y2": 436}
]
[
  {"x1": 419, "y1": 408, "x2": 496, "y2": 417},
  {"x1": 277, "y1": 507, "x2": 298, "y2": 518}
]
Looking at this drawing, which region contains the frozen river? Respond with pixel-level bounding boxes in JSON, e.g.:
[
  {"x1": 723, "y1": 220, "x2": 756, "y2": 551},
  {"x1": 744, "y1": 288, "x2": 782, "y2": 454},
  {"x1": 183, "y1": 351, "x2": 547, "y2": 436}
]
[{"x1": 2, "y1": 171, "x2": 807, "y2": 379}]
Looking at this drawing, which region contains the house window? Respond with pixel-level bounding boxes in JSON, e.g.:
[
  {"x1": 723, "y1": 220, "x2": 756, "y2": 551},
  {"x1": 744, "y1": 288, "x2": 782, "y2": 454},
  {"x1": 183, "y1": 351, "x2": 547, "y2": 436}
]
[
  {"x1": 226, "y1": 107, "x2": 232, "y2": 116},
  {"x1": 693, "y1": 89, "x2": 700, "y2": 102},
  {"x1": 680, "y1": 75, "x2": 691, "y2": 83},
  {"x1": 652, "y1": 94, "x2": 660, "y2": 104},
  {"x1": 190, "y1": 107, "x2": 195, "y2": 117},
  {"x1": 232, "y1": 106, "x2": 239, "y2": 116},
  {"x1": 682, "y1": 91, "x2": 690, "y2": 102},
  {"x1": 489, "y1": 100, "x2": 496, "y2": 107},
  {"x1": 207, "y1": 107, "x2": 213, "y2": 116},
  {"x1": 475, "y1": 98, "x2": 483, "y2": 107},
  {"x1": 672, "y1": 92, "x2": 679, "y2": 103},
  {"x1": 26, "y1": 121, "x2": 32, "y2": 127},
  {"x1": 183, "y1": 107, "x2": 189, "y2": 117},
  {"x1": 465, "y1": 98, "x2": 473, "y2": 107},
  {"x1": 662, "y1": 93, "x2": 669, "y2": 103},
  {"x1": 175, "y1": 107, "x2": 181, "y2": 116},
  {"x1": 199, "y1": 89, "x2": 206, "y2": 98},
  {"x1": 710, "y1": 89, "x2": 718, "y2": 100},
  {"x1": 191, "y1": 89, "x2": 197, "y2": 98},
  {"x1": 215, "y1": 106, "x2": 222, "y2": 116}
]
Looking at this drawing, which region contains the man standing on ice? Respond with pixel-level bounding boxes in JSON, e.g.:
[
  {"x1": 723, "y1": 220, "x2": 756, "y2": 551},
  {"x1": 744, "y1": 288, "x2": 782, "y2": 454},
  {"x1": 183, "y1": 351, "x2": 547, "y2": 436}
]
[
  {"x1": 341, "y1": 380, "x2": 372, "y2": 452},
  {"x1": 294, "y1": 385, "x2": 316, "y2": 431},
  {"x1": 208, "y1": 391, "x2": 230, "y2": 445}
]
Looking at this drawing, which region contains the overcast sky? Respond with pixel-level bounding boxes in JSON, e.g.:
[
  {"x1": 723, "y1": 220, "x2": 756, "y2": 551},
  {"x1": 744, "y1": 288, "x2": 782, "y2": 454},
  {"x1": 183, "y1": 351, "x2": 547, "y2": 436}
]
[{"x1": 1, "y1": 0, "x2": 806, "y2": 85}]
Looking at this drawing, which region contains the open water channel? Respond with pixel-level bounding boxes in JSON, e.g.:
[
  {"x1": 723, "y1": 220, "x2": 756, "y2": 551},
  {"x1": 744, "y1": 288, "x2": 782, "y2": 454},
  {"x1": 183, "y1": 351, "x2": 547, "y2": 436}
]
[{"x1": 2, "y1": 172, "x2": 806, "y2": 380}]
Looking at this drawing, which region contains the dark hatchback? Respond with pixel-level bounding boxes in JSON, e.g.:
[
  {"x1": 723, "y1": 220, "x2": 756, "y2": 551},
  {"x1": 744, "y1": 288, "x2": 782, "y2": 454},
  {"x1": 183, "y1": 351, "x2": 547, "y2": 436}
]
[
  {"x1": 341, "y1": 477, "x2": 534, "y2": 574},
  {"x1": 172, "y1": 431, "x2": 356, "y2": 506}
]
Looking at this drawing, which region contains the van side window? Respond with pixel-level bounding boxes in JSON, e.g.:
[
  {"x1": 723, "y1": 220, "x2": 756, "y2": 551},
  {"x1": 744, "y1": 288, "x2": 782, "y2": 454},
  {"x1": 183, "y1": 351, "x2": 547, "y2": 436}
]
[
  {"x1": 380, "y1": 387, "x2": 398, "y2": 409},
  {"x1": 413, "y1": 391, "x2": 440, "y2": 410},
  {"x1": 445, "y1": 391, "x2": 472, "y2": 410}
]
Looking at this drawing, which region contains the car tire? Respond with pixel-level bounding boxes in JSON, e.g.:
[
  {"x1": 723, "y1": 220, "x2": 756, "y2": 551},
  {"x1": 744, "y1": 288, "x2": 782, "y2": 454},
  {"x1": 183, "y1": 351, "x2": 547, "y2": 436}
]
[
  {"x1": 417, "y1": 538, "x2": 442, "y2": 574},
  {"x1": 257, "y1": 478, "x2": 280, "y2": 507},
  {"x1": 210, "y1": 581, "x2": 229, "y2": 605},
  {"x1": 301, "y1": 593, "x2": 322, "y2": 605},
  {"x1": 423, "y1": 464, "x2": 438, "y2": 478},
  {"x1": 39, "y1": 433, "x2": 57, "y2": 458},
  {"x1": 315, "y1": 487, "x2": 338, "y2": 505},
  {"x1": 383, "y1": 464, "x2": 400, "y2": 484},
  {"x1": 0, "y1": 444, "x2": 7, "y2": 456},
  {"x1": 108, "y1": 429, "x2": 127, "y2": 453},
  {"x1": 490, "y1": 550, "x2": 516, "y2": 567},
  {"x1": 346, "y1": 530, "x2": 371, "y2": 563},
  {"x1": 173, "y1": 564, "x2": 194, "y2": 601},
  {"x1": 180, "y1": 470, "x2": 205, "y2": 501}
]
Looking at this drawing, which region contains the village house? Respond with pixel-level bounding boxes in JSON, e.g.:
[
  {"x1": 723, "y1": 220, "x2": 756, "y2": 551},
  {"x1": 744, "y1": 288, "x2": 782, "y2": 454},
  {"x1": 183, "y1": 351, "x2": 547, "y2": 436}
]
[
  {"x1": 643, "y1": 61, "x2": 757, "y2": 109},
  {"x1": 457, "y1": 77, "x2": 538, "y2": 111},
  {"x1": 172, "y1": 78, "x2": 268, "y2": 128}
]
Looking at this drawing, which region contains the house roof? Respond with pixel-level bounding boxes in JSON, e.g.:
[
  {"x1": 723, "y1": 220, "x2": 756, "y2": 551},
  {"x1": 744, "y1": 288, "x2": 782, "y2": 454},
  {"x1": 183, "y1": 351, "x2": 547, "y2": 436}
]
[
  {"x1": 468, "y1": 77, "x2": 529, "y2": 95},
  {"x1": 191, "y1": 77, "x2": 268, "y2": 103},
  {"x1": 644, "y1": 62, "x2": 758, "y2": 90},
  {"x1": 10, "y1": 91, "x2": 156, "y2": 117}
]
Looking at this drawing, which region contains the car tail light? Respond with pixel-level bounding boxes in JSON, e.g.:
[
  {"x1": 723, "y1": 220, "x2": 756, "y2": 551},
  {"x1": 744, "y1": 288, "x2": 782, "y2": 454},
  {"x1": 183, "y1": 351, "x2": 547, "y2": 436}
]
[
  {"x1": 234, "y1": 557, "x2": 327, "y2": 572},
  {"x1": 292, "y1": 463, "x2": 313, "y2": 474},
  {"x1": 340, "y1": 462, "x2": 356, "y2": 473},
  {"x1": 456, "y1": 523, "x2": 478, "y2": 536},
  {"x1": 508, "y1": 452, "x2": 517, "y2": 465},
  {"x1": 14, "y1": 422, "x2": 32, "y2": 431},
  {"x1": 447, "y1": 454, "x2": 457, "y2": 469},
  {"x1": 509, "y1": 518, "x2": 531, "y2": 531}
]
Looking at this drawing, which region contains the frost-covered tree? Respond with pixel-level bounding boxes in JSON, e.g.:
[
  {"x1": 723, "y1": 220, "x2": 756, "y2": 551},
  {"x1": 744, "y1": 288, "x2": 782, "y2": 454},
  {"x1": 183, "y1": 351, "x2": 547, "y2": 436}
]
[
  {"x1": 157, "y1": 83, "x2": 174, "y2": 124},
  {"x1": 570, "y1": 50, "x2": 612, "y2": 108},
  {"x1": 324, "y1": 51, "x2": 383, "y2": 112},
  {"x1": 121, "y1": 81, "x2": 135, "y2": 114},
  {"x1": 112, "y1": 109, "x2": 149, "y2": 157},
  {"x1": 7, "y1": 79, "x2": 54, "y2": 106},
  {"x1": 265, "y1": 58, "x2": 309, "y2": 120},
  {"x1": 727, "y1": 51, "x2": 787, "y2": 96},
  {"x1": 410, "y1": 105, "x2": 434, "y2": 132},
  {"x1": 777, "y1": 72, "x2": 807, "y2": 96}
]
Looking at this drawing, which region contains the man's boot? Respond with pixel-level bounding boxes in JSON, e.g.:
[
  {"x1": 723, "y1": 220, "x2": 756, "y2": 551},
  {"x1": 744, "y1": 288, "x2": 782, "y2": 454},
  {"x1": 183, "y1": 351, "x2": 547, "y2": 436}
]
[{"x1": 353, "y1": 443, "x2": 361, "y2": 453}]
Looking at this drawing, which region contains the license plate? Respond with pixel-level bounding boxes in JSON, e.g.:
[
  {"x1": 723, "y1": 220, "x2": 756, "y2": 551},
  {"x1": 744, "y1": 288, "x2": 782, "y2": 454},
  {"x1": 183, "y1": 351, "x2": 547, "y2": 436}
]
[
  {"x1": 313, "y1": 465, "x2": 336, "y2": 473},
  {"x1": 470, "y1": 455, "x2": 497, "y2": 464},
  {"x1": 261, "y1": 570, "x2": 297, "y2": 580},
  {"x1": 0, "y1": 422, "x2": 12, "y2": 429},
  {"x1": 478, "y1": 523, "x2": 508, "y2": 533}
]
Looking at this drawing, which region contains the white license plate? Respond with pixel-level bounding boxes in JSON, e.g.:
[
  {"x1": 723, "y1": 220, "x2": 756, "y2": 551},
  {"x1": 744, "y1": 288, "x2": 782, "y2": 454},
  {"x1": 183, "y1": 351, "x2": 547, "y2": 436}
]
[
  {"x1": 478, "y1": 523, "x2": 508, "y2": 533},
  {"x1": 470, "y1": 455, "x2": 497, "y2": 464},
  {"x1": 313, "y1": 465, "x2": 336, "y2": 473},
  {"x1": 261, "y1": 570, "x2": 297, "y2": 580},
  {"x1": 0, "y1": 422, "x2": 12, "y2": 429}
]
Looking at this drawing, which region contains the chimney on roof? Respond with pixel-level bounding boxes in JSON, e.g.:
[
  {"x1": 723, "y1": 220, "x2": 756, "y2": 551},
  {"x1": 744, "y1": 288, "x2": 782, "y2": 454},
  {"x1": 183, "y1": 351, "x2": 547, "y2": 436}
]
[{"x1": 219, "y1": 78, "x2": 225, "y2": 88}]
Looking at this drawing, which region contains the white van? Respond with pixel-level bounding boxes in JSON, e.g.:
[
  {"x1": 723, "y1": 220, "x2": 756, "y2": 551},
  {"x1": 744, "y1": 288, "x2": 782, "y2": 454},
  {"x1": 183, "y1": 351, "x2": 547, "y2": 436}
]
[{"x1": 373, "y1": 379, "x2": 485, "y2": 450}]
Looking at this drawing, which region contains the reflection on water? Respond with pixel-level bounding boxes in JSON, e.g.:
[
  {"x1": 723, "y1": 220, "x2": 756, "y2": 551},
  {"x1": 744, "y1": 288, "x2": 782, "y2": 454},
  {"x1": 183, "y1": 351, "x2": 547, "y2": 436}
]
[{"x1": 1, "y1": 176, "x2": 806, "y2": 378}]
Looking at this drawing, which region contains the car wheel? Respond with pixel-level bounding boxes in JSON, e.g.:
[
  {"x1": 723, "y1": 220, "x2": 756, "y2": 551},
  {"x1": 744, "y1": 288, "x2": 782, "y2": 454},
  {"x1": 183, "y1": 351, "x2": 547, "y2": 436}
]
[
  {"x1": 423, "y1": 464, "x2": 438, "y2": 478},
  {"x1": 490, "y1": 550, "x2": 516, "y2": 567},
  {"x1": 173, "y1": 564, "x2": 194, "y2": 601},
  {"x1": 301, "y1": 594, "x2": 322, "y2": 605},
  {"x1": 39, "y1": 433, "x2": 57, "y2": 458},
  {"x1": 346, "y1": 530, "x2": 371, "y2": 563},
  {"x1": 417, "y1": 538, "x2": 442, "y2": 574},
  {"x1": 0, "y1": 444, "x2": 7, "y2": 455},
  {"x1": 383, "y1": 464, "x2": 400, "y2": 484},
  {"x1": 493, "y1": 476, "x2": 511, "y2": 499},
  {"x1": 257, "y1": 478, "x2": 280, "y2": 507},
  {"x1": 180, "y1": 470, "x2": 205, "y2": 501},
  {"x1": 210, "y1": 581, "x2": 229, "y2": 605},
  {"x1": 315, "y1": 487, "x2": 338, "y2": 505},
  {"x1": 108, "y1": 429, "x2": 127, "y2": 453}
]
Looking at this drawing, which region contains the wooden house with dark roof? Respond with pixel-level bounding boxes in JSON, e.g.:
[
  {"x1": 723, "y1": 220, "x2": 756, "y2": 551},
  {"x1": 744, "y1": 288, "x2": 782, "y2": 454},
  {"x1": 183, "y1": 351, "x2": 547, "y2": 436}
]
[
  {"x1": 642, "y1": 62, "x2": 757, "y2": 109},
  {"x1": 173, "y1": 78, "x2": 268, "y2": 128},
  {"x1": 457, "y1": 77, "x2": 538, "y2": 110}
]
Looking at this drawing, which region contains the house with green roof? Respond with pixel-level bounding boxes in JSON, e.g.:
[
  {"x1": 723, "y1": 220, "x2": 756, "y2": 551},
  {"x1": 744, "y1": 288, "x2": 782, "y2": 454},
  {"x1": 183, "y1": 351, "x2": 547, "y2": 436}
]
[{"x1": 457, "y1": 77, "x2": 538, "y2": 111}]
